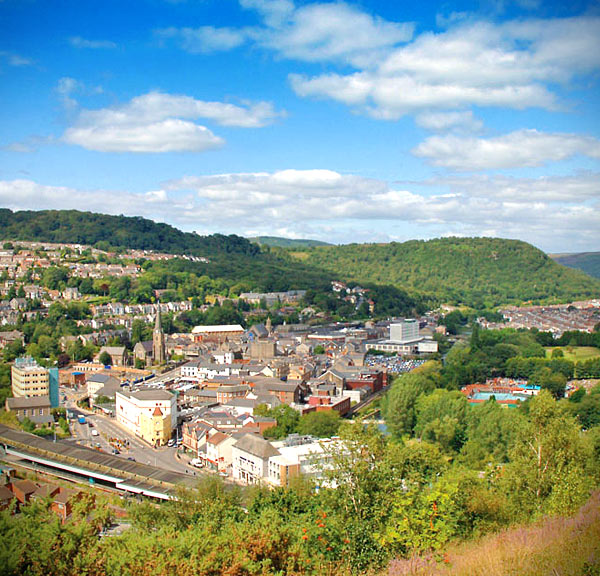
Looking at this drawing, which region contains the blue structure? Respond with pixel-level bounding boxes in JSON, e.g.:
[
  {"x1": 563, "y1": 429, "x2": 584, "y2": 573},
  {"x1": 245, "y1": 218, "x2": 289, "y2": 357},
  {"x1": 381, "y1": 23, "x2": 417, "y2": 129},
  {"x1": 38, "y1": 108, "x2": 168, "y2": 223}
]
[{"x1": 48, "y1": 367, "x2": 59, "y2": 408}]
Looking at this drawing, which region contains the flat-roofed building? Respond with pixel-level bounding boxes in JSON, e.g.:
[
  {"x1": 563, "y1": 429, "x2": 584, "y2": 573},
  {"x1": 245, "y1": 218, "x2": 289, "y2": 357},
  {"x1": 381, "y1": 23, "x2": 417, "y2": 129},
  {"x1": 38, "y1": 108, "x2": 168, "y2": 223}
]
[
  {"x1": 115, "y1": 388, "x2": 177, "y2": 446},
  {"x1": 10, "y1": 357, "x2": 58, "y2": 406},
  {"x1": 390, "y1": 319, "x2": 420, "y2": 343}
]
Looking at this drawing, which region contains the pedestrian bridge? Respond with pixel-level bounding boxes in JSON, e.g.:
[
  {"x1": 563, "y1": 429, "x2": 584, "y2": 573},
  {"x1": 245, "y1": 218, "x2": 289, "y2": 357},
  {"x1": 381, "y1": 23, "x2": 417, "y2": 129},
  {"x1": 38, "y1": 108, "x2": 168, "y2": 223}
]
[{"x1": 0, "y1": 424, "x2": 197, "y2": 500}]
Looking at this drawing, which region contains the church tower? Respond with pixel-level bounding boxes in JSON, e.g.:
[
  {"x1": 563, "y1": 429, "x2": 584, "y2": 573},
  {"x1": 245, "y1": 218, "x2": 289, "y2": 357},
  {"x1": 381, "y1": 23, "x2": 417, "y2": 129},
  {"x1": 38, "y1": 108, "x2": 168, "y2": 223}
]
[{"x1": 153, "y1": 302, "x2": 166, "y2": 365}]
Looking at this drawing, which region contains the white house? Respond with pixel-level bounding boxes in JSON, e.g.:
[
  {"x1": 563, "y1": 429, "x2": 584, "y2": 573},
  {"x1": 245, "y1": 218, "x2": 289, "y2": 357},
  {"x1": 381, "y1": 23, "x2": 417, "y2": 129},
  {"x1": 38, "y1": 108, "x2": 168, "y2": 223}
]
[
  {"x1": 231, "y1": 433, "x2": 280, "y2": 484},
  {"x1": 115, "y1": 388, "x2": 177, "y2": 446}
]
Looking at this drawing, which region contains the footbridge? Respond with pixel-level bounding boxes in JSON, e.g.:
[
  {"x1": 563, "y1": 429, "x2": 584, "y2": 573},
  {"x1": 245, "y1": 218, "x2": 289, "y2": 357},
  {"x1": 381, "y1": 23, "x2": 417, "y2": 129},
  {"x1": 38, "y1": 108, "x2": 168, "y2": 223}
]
[{"x1": 0, "y1": 424, "x2": 197, "y2": 500}]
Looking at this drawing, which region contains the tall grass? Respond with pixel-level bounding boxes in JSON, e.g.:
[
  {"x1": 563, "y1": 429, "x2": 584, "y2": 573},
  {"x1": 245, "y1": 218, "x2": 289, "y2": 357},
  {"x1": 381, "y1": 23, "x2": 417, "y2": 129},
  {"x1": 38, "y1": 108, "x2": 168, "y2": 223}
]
[{"x1": 387, "y1": 490, "x2": 600, "y2": 576}]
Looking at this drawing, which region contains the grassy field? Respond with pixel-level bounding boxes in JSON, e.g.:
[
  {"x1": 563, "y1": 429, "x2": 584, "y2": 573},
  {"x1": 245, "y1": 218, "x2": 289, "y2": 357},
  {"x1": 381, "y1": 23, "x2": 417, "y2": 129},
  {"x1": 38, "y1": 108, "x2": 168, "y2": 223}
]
[
  {"x1": 545, "y1": 346, "x2": 600, "y2": 361},
  {"x1": 386, "y1": 490, "x2": 600, "y2": 576}
]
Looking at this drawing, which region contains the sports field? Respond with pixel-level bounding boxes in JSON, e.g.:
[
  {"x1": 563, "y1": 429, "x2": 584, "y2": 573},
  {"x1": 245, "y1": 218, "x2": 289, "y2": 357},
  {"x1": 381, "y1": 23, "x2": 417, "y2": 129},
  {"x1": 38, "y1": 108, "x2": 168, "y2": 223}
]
[{"x1": 545, "y1": 346, "x2": 600, "y2": 361}]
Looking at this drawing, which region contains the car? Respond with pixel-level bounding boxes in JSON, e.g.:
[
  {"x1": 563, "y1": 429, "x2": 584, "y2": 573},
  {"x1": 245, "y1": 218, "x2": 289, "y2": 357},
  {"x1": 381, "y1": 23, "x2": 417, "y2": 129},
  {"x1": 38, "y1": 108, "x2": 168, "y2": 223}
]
[
  {"x1": 127, "y1": 457, "x2": 135, "y2": 462},
  {"x1": 112, "y1": 449, "x2": 120, "y2": 455},
  {"x1": 91, "y1": 429, "x2": 99, "y2": 436}
]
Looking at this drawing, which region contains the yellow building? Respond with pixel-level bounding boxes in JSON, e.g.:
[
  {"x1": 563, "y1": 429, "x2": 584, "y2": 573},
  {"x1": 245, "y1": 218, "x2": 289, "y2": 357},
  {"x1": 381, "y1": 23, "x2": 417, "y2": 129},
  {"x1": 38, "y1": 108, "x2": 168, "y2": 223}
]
[
  {"x1": 11, "y1": 357, "x2": 49, "y2": 399},
  {"x1": 140, "y1": 405, "x2": 172, "y2": 447},
  {"x1": 115, "y1": 388, "x2": 176, "y2": 446}
]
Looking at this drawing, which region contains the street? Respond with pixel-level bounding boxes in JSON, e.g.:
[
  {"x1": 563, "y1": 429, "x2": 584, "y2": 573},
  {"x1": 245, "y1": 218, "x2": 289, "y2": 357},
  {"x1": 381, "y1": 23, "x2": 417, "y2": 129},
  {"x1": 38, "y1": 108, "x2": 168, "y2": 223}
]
[{"x1": 60, "y1": 386, "x2": 199, "y2": 476}]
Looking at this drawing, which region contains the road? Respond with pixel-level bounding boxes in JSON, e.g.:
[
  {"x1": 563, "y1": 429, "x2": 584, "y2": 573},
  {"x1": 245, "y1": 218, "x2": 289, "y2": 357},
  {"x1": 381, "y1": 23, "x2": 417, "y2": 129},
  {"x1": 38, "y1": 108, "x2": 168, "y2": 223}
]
[{"x1": 60, "y1": 386, "x2": 198, "y2": 476}]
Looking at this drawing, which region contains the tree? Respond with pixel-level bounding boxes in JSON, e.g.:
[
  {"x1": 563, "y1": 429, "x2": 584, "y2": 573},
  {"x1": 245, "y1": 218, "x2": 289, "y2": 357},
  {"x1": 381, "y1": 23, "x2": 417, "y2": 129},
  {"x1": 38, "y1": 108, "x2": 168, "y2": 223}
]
[
  {"x1": 382, "y1": 362, "x2": 441, "y2": 438},
  {"x1": 459, "y1": 399, "x2": 521, "y2": 468},
  {"x1": 297, "y1": 411, "x2": 341, "y2": 437},
  {"x1": 501, "y1": 390, "x2": 593, "y2": 517},
  {"x1": 570, "y1": 385, "x2": 600, "y2": 429},
  {"x1": 382, "y1": 380, "x2": 422, "y2": 438},
  {"x1": 414, "y1": 389, "x2": 468, "y2": 453},
  {"x1": 99, "y1": 351, "x2": 112, "y2": 366},
  {"x1": 1, "y1": 339, "x2": 25, "y2": 362},
  {"x1": 530, "y1": 367, "x2": 567, "y2": 400},
  {"x1": 262, "y1": 405, "x2": 300, "y2": 439}
]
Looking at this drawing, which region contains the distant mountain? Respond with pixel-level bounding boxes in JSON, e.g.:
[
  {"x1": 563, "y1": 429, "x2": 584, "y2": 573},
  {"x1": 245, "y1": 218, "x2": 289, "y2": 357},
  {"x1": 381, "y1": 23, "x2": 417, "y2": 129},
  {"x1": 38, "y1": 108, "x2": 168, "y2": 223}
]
[
  {"x1": 297, "y1": 237, "x2": 600, "y2": 307},
  {"x1": 249, "y1": 236, "x2": 332, "y2": 248},
  {"x1": 2, "y1": 209, "x2": 597, "y2": 308},
  {"x1": 550, "y1": 252, "x2": 600, "y2": 279}
]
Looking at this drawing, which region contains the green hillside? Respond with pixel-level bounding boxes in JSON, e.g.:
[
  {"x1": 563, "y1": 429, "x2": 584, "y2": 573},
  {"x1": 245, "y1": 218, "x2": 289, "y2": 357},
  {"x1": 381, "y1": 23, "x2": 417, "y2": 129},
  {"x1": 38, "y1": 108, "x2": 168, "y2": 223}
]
[
  {"x1": 550, "y1": 252, "x2": 600, "y2": 279},
  {"x1": 0, "y1": 209, "x2": 256, "y2": 256},
  {"x1": 299, "y1": 237, "x2": 600, "y2": 307},
  {"x1": 0, "y1": 209, "x2": 333, "y2": 294},
  {"x1": 2, "y1": 209, "x2": 597, "y2": 309},
  {"x1": 249, "y1": 236, "x2": 331, "y2": 248}
]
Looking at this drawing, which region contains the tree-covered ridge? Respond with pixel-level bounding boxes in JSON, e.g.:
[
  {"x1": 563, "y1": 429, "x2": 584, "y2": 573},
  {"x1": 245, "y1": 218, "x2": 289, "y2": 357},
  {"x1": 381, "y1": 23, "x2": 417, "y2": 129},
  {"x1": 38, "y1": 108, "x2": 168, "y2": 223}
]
[
  {"x1": 3, "y1": 209, "x2": 598, "y2": 308},
  {"x1": 249, "y1": 236, "x2": 332, "y2": 248},
  {"x1": 0, "y1": 209, "x2": 258, "y2": 256},
  {"x1": 0, "y1": 208, "x2": 338, "y2": 294},
  {"x1": 300, "y1": 237, "x2": 600, "y2": 307},
  {"x1": 551, "y1": 252, "x2": 600, "y2": 279}
]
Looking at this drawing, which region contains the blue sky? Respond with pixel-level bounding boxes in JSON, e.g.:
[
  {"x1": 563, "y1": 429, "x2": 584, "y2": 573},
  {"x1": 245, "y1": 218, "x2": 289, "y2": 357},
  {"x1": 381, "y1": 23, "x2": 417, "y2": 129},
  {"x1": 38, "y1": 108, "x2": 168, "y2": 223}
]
[{"x1": 0, "y1": 0, "x2": 599, "y2": 251}]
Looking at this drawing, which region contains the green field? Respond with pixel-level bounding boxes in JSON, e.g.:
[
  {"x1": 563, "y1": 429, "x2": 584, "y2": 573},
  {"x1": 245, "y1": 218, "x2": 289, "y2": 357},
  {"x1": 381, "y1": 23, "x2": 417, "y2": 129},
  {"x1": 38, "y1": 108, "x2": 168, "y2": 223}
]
[{"x1": 545, "y1": 346, "x2": 600, "y2": 361}]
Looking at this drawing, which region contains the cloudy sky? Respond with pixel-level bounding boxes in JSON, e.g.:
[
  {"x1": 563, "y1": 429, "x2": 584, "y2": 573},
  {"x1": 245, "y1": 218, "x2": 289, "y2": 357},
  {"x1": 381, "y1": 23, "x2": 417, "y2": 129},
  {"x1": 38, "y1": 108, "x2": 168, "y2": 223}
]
[{"x1": 1, "y1": 0, "x2": 599, "y2": 252}]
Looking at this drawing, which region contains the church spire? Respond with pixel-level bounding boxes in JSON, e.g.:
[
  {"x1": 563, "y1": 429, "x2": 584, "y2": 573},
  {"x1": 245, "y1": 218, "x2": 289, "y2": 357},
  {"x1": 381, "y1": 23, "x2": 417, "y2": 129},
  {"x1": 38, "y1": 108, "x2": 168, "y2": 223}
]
[
  {"x1": 153, "y1": 301, "x2": 166, "y2": 365},
  {"x1": 154, "y1": 301, "x2": 162, "y2": 332}
]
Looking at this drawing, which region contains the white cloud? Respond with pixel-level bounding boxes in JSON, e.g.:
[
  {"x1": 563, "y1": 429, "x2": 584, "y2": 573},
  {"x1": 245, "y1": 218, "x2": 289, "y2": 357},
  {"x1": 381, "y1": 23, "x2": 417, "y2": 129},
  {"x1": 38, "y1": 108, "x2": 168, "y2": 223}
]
[
  {"x1": 55, "y1": 77, "x2": 104, "y2": 110},
  {"x1": 65, "y1": 119, "x2": 224, "y2": 153},
  {"x1": 62, "y1": 91, "x2": 284, "y2": 153},
  {"x1": 436, "y1": 173, "x2": 600, "y2": 203},
  {"x1": 163, "y1": 1, "x2": 413, "y2": 65},
  {"x1": 415, "y1": 111, "x2": 483, "y2": 133},
  {"x1": 240, "y1": 0, "x2": 295, "y2": 27},
  {"x1": 414, "y1": 129, "x2": 600, "y2": 170},
  {"x1": 289, "y1": 16, "x2": 600, "y2": 118},
  {"x1": 69, "y1": 36, "x2": 117, "y2": 49},
  {"x1": 244, "y1": 1, "x2": 414, "y2": 66},
  {"x1": 156, "y1": 26, "x2": 247, "y2": 53},
  {"x1": 55, "y1": 77, "x2": 82, "y2": 109},
  {"x1": 1, "y1": 170, "x2": 598, "y2": 251},
  {"x1": 0, "y1": 51, "x2": 33, "y2": 67}
]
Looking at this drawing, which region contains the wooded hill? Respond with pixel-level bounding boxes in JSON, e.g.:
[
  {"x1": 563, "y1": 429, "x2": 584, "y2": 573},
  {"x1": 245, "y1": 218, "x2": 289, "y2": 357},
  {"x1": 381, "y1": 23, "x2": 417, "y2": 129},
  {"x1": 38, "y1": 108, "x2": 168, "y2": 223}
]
[
  {"x1": 249, "y1": 236, "x2": 331, "y2": 248},
  {"x1": 0, "y1": 209, "x2": 258, "y2": 256},
  {"x1": 551, "y1": 252, "x2": 600, "y2": 279},
  {"x1": 1, "y1": 209, "x2": 598, "y2": 308},
  {"x1": 296, "y1": 237, "x2": 600, "y2": 307},
  {"x1": 0, "y1": 209, "x2": 335, "y2": 295}
]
